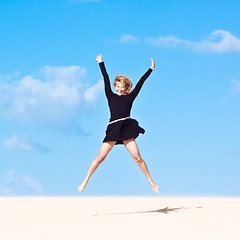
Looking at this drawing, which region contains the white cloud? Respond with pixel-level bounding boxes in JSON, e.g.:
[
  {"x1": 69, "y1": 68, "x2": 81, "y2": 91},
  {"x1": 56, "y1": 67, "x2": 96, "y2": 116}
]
[
  {"x1": 2, "y1": 135, "x2": 49, "y2": 153},
  {"x1": 84, "y1": 80, "x2": 103, "y2": 103},
  {"x1": 146, "y1": 30, "x2": 240, "y2": 53},
  {"x1": 230, "y1": 79, "x2": 240, "y2": 95},
  {"x1": 0, "y1": 65, "x2": 103, "y2": 127},
  {"x1": 120, "y1": 34, "x2": 138, "y2": 43},
  {"x1": 0, "y1": 170, "x2": 44, "y2": 196},
  {"x1": 146, "y1": 35, "x2": 183, "y2": 47},
  {"x1": 0, "y1": 72, "x2": 20, "y2": 82}
]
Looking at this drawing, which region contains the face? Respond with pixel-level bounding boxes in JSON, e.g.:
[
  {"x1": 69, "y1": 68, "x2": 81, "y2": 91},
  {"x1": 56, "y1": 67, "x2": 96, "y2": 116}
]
[{"x1": 114, "y1": 82, "x2": 126, "y2": 96}]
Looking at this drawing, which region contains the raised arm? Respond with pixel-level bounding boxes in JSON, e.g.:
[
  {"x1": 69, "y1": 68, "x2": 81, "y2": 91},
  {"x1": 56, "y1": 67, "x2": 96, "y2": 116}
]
[
  {"x1": 130, "y1": 58, "x2": 155, "y2": 100},
  {"x1": 95, "y1": 54, "x2": 113, "y2": 99}
]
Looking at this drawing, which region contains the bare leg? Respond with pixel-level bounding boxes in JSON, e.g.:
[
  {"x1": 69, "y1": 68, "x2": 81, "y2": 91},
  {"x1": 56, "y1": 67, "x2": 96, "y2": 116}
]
[
  {"x1": 123, "y1": 138, "x2": 159, "y2": 193},
  {"x1": 78, "y1": 141, "x2": 116, "y2": 192}
]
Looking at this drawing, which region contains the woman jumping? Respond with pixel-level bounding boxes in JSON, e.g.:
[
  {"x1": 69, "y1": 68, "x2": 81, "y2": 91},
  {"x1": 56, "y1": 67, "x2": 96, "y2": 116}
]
[{"x1": 78, "y1": 54, "x2": 159, "y2": 193}]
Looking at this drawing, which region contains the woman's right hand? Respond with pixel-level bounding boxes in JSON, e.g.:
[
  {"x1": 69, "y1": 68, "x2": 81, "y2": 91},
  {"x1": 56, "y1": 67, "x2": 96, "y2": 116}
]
[{"x1": 95, "y1": 54, "x2": 102, "y2": 63}]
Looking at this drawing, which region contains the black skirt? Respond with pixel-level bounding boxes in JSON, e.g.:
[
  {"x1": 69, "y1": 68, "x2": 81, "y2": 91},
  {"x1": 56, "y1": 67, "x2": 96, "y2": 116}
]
[{"x1": 103, "y1": 118, "x2": 145, "y2": 145}]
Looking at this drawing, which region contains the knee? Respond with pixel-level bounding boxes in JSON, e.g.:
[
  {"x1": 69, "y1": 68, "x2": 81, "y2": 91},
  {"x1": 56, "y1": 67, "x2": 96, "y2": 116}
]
[
  {"x1": 134, "y1": 155, "x2": 143, "y2": 165},
  {"x1": 96, "y1": 154, "x2": 105, "y2": 164}
]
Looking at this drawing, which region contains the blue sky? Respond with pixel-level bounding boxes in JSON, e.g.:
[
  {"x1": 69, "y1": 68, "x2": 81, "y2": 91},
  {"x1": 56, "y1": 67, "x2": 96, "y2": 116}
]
[{"x1": 0, "y1": 0, "x2": 240, "y2": 196}]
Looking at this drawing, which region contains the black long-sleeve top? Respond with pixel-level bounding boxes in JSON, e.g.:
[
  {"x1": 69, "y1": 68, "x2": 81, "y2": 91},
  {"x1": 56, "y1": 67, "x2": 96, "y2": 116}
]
[{"x1": 99, "y1": 62, "x2": 152, "y2": 122}]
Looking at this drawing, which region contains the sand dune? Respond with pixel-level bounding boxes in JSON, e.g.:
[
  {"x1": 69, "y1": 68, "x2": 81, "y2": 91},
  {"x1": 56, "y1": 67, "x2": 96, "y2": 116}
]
[{"x1": 0, "y1": 197, "x2": 239, "y2": 240}]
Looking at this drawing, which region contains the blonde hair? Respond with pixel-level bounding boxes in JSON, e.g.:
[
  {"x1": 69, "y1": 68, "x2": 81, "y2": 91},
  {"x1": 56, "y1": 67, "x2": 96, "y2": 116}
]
[{"x1": 114, "y1": 75, "x2": 133, "y2": 95}]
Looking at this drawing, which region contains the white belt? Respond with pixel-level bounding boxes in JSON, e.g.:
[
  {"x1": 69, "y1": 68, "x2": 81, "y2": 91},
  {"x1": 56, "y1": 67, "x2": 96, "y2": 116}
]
[{"x1": 109, "y1": 116, "x2": 131, "y2": 125}]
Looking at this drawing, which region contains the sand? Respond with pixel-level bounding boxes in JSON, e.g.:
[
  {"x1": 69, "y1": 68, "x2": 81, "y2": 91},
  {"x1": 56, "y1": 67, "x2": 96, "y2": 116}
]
[{"x1": 0, "y1": 197, "x2": 239, "y2": 240}]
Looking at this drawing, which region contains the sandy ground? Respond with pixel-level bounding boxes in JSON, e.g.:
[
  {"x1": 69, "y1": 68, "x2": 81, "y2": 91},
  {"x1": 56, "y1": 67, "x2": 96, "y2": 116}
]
[{"x1": 0, "y1": 197, "x2": 240, "y2": 240}]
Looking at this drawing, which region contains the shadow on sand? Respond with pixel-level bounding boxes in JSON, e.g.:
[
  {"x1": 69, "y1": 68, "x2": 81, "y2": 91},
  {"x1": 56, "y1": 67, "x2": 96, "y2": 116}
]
[{"x1": 94, "y1": 207, "x2": 190, "y2": 216}]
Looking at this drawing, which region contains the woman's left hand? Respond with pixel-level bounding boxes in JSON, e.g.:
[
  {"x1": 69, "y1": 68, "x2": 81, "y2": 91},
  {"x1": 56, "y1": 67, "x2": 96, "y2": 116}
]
[{"x1": 150, "y1": 58, "x2": 155, "y2": 70}]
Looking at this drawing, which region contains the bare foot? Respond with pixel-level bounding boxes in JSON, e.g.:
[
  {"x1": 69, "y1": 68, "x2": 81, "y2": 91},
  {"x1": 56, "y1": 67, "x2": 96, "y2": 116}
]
[
  {"x1": 78, "y1": 182, "x2": 86, "y2": 192},
  {"x1": 149, "y1": 181, "x2": 160, "y2": 193}
]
